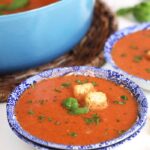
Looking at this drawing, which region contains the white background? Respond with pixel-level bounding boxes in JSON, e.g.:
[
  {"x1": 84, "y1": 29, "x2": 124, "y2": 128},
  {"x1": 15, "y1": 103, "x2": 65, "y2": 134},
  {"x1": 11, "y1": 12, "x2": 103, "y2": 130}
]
[{"x1": 0, "y1": 0, "x2": 150, "y2": 150}]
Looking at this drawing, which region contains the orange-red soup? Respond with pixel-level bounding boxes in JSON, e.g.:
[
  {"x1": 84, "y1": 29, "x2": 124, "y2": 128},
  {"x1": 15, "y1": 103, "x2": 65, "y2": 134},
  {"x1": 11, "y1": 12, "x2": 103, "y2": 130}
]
[
  {"x1": 112, "y1": 30, "x2": 150, "y2": 80},
  {"x1": 15, "y1": 75, "x2": 138, "y2": 145},
  {"x1": 0, "y1": 0, "x2": 58, "y2": 15}
]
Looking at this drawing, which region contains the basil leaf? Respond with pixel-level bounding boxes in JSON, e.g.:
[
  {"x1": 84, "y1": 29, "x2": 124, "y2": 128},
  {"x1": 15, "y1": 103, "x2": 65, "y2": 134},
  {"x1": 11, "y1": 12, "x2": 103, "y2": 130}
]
[
  {"x1": 117, "y1": 7, "x2": 133, "y2": 16},
  {"x1": 117, "y1": 1, "x2": 150, "y2": 22},
  {"x1": 133, "y1": 1, "x2": 150, "y2": 22}
]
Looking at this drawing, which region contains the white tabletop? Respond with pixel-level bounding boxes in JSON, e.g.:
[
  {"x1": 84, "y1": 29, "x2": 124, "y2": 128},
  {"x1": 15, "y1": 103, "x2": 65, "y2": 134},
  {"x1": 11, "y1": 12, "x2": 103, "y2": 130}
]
[{"x1": 0, "y1": 0, "x2": 150, "y2": 150}]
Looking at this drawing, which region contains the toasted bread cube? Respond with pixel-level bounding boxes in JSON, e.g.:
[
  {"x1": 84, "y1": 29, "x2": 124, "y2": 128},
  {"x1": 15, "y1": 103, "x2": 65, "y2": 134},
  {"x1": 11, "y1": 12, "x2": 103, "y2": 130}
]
[
  {"x1": 146, "y1": 50, "x2": 150, "y2": 60},
  {"x1": 73, "y1": 83, "x2": 95, "y2": 101},
  {"x1": 85, "y1": 91, "x2": 108, "y2": 110}
]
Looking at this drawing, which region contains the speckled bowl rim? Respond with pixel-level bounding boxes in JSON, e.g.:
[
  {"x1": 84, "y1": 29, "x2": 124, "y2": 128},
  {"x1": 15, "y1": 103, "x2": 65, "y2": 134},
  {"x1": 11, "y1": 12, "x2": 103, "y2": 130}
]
[
  {"x1": 8, "y1": 119, "x2": 145, "y2": 150},
  {"x1": 104, "y1": 23, "x2": 150, "y2": 88},
  {"x1": 7, "y1": 66, "x2": 148, "y2": 150}
]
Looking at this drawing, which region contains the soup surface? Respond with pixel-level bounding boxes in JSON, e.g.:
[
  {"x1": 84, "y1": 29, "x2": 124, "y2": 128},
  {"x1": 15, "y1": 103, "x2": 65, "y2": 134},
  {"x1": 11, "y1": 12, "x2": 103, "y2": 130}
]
[
  {"x1": 0, "y1": 0, "x2": 58, "y2": 15},
  {"x1": 112, "y1": 29, "x2": 150, "y2": 80},
  {"x1": 15, "y1": 75, "x2": 138, "y2": 145}
]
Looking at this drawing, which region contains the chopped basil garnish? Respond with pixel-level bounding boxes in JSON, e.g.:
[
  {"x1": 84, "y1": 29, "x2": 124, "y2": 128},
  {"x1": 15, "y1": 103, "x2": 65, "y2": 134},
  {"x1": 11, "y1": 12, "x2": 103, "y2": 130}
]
[
  {"x1": 28, "y1": 110, "x2": 34, "y2": 115},
  {"x1": 75, "y1": 79, "x2": 89, "y2": 85},
  {"x1": 27, "y1": 100, "x2": 32, "y2": 104},
  {"x1": 75, "y1": 79, "x2": 83, "y2": 84},
  {"x1": 145, "y1": 68, "x2": 150, "y2": 73},
  {"x1": 113, "y1": 100, "x2": 126, "y2": 105},
  {"x1": 114, "y1": 95, "x2": 128, "y2": 105},
  {"x1": 61, "y1": 82, "x2": 71, "y2": 88},
  {"x1": 48, "y1": 117, "x2": 52, "y2": 122},
  {"x1": 38, "y1": 115, "x2": 45, "y2": 121},
  {"x1": 120, "y1": 95, "x2": 128, "y2": 100},
  {"x1": 68, "y1": 132, "x2": 78, "y2": 137},
  {"x1": 91, "y1": 81, "x2": 98, "y2": 86},
  {"x1": 133, "y1": 56, "x2": 143, "y2": 63},
  {"x1": 84, "y1": 79, "x2": 89, "y2": 83},
  {"x1": 118, "y1": 130, "x2": 126, "y2": 135},
  {"x1": 84, "y1": 114, "x2": 101, "y2": 125}
]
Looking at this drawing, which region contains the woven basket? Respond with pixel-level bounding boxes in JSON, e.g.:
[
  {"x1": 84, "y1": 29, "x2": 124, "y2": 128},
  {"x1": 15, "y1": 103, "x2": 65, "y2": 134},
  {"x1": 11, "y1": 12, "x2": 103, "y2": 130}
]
[{"x1": 0, "y1": 0, "x2": 118, "y2": 102}]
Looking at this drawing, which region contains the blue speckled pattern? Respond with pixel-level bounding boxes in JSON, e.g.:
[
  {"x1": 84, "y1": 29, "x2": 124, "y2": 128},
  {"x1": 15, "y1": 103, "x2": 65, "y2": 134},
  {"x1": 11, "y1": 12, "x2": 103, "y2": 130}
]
[
  {"x1": 104, "y1": 23, "x2": 150, "y2": 90},
  {"x1": 7, "y1": 66, "x2": 148, "y2": 150}
]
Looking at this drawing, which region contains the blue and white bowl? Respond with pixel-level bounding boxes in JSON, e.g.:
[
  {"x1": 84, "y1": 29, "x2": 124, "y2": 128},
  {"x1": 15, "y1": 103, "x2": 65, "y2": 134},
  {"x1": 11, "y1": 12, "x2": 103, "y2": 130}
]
[
  {"x1": 104, "y1": 23, "x2": 150, "y2": 91},
  {"x1": 8, "y1": 121, "x2": 144, "y2": 150},
  {"x1": 8, "y1": 117, "x2": 144, "y2": 150},
  {"x1": 7, "y1": 66, "x2": 148, "y2": 150}
]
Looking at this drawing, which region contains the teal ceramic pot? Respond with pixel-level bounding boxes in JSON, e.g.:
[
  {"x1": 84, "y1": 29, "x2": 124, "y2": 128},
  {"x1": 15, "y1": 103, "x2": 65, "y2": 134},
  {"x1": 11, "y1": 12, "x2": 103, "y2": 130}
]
[{"x1": 0, "y1": 0, "x2": 95, "y2": 74}]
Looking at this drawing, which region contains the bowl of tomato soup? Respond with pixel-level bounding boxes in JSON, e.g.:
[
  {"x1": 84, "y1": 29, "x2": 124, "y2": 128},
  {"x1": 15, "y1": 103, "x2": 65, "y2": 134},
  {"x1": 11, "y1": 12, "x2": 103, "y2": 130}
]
[
  {"x1": 104, "y1": 23, "x2": 150, "y2": 91},
  {"x1": 0, "y1": 0, "x2": 95, "y2": 74},
  {"x1": 7, "y1": 66, "x2": 147, "y2": 149}
]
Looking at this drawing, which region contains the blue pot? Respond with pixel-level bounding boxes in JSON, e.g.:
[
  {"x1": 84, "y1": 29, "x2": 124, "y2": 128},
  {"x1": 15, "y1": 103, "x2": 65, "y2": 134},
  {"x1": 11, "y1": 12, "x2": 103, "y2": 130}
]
[{"x1": 0, "y1": 0, "x2": 95, "y2": 74}]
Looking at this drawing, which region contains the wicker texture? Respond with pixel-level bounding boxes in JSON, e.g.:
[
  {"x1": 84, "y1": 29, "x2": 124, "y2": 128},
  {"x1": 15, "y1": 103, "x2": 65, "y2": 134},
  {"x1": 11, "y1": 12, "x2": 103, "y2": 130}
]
[{"x1": 0, "y1": 0, "x2": 117, "y2": 102}]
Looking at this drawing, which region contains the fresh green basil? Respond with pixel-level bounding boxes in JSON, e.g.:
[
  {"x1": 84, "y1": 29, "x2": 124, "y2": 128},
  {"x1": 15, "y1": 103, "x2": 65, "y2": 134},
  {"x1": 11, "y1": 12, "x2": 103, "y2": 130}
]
[{"x1": 117, "y1": 1, "x2": 150, "y2": 22}]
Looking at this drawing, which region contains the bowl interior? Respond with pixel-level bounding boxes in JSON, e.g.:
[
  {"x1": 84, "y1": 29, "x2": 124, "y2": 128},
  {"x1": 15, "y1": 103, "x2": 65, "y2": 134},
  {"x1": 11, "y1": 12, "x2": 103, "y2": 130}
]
[{"x1": 7, "y1": 66, "x2": 148, "y2": 149}]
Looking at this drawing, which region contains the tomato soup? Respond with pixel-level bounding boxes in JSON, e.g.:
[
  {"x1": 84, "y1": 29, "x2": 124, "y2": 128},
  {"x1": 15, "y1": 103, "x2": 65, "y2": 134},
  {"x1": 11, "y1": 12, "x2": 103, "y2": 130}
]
[
  {"x1": 15, "y1": 75, "x2": 138, "y2": 145},
  {"x1": 112, "y1": 30, "x2": 150, "y2": 80},
  {"x1": 0, "y1": 0, "x2": 58, "y2": 15}
]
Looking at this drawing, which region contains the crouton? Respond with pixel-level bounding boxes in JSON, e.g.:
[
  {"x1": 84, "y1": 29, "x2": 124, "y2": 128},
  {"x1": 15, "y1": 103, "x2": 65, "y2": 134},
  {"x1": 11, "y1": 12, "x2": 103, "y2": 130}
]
[
  {"x1": 85, "y1": 91, "x2": 108, "y2": 110},
  {"x1": 73, "y1": 83, "x2": 95, "y2": 101},
  {"x1": 145, "y1": 50, "x2": 150, "y2": 60}
]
